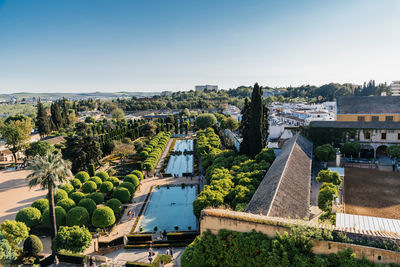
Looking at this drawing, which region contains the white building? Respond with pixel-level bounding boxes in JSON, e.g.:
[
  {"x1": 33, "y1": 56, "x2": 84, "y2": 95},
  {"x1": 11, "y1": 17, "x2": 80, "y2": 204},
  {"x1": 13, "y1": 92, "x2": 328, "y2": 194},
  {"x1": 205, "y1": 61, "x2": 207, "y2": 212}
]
[
  {"x1": 195, "y1": 85, "x2": 218, "y2": 92},
  {"x1": 390, "y1": 81, "x2": 400, "y2": 96}
]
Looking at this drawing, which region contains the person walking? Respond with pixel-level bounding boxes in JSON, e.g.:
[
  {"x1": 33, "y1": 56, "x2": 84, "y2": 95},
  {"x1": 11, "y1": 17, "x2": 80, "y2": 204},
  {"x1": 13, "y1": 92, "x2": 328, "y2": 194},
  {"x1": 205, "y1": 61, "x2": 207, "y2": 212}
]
[{"x1": 128, "y1": 210, "x2": 132, "y2": 219}]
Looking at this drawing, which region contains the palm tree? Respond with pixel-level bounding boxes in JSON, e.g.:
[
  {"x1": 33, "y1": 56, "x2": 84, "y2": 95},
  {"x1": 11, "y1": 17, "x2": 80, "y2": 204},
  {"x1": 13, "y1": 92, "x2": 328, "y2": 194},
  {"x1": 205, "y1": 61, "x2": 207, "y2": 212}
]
[{"x1": 27, "y1": 152, "x2": 72, "y2": 239}]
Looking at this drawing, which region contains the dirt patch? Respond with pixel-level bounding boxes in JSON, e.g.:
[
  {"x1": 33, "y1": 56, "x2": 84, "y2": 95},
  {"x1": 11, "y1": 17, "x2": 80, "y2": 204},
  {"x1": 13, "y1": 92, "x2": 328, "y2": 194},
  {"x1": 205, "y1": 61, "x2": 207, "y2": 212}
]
[{"x1": 344, "y1": 167, "x2": 400, "y2": 219}]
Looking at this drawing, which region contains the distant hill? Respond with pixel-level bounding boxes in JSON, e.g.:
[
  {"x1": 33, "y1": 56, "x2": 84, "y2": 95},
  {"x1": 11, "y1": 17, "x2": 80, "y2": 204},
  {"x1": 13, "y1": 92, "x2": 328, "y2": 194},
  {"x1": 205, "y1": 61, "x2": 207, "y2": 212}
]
[{"x1": 0, "y1": 91, "x2": 161, "y2": 100}]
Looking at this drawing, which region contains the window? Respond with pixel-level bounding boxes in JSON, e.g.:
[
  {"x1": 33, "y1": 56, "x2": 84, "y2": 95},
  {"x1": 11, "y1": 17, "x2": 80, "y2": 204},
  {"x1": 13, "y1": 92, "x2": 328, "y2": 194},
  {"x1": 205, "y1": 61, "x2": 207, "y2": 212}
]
[
  {"x1": 398, "y1": 133, "x2": 400, "y2": 140},
  {"x1": 372, "y1": 116, "x2": 379, "y2": 122},
  {"x1": 365, "y1": 132, "x2": 371, "y2": 139},
  {"x1": 381, "y1": 133, "x2": 387, "y2": 140},
  {"x1": 357, "y1": 116, "x2": 365, "y2": 122},
  {"x1": 386, "y1": 116, "x2": 393, "y2": 122}
]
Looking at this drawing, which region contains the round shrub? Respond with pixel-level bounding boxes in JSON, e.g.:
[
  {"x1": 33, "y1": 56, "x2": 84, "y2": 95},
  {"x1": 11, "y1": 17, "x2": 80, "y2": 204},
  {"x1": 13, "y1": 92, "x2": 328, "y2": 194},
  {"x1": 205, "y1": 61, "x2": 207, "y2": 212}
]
[
  {"x1": 112, "y1": 187, "x2": 131, "y2": 203},
  {"x1": 107, "y1": 177, "x2": 120, "y2": 187},
  {"x1": 78, "y1": 198, "x2": 97, "y2": 214},
  {"x1": 92, "y1": 207, "x2": 116, "y2": 228},
  {"x1": 123, "y1": 174, "x2": 139, "y2": 188},
  {"x1": 53, "y1": 189, "x2": 68, "y2": 203},
  {"x1": 58, "y1": 183, "x2": 74, "y2": 194},
  {"x1": 31, "y1": 199, "x2": 49, "y2": 214},
  {"x1": 42, "y1": 206, "x2": 66, "y2": 227},
  {"x1": 106, "y1": 198, "x2": 122, "y2": 213},
  {"x1": 23, "y1": 235, "x2": 43, "y2": 256},
  {"x1": 100, "y1": 181, "x2": 113, "y2": 194},
  {"x1": 70, "y1": 178, "x2": 82, "y2": 189},
  {"x1": 82, "y1": 181, "x2": 97, "y2": 193},
  {"x1": 56, "y1": 198, "x2": 76, "y2": 212},
  {"x1": 75, "y1": 171, "x2": 90, "y2": 183},
  {"x1": 95, "y1": 171, "x2": 109, "y2": 181},
  {"x1": 139, "y1": 151, "x2": 148, "y2": 159},
  {"x1": 88, "y1": 176, "x2": 102, "y2": 186},
  {"x1": 16, "y1": 207, "x2": 41, "y2": 227},
  {"x1": 88, "y1": 192, "x2": 104, "y2": 205},
  {"x1": 119, "y1": 182, "x2": 135, "y2": 195},
  {"x1": 66, "y1": 207, "x2": 89, "y2": 226},
  {"x1": 131, "y1": 170, "x2": 144, "y2": 181},
  {"x1": 70, "y1": 192, "x2": 85, "y2": 204}
]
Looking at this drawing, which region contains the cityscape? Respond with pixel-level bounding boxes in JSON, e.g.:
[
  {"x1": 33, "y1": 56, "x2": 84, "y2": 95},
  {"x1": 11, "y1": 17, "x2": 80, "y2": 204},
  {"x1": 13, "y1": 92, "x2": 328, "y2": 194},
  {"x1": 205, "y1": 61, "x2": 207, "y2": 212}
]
[{"x1": 1, "y1": 1, "x2": 400, "y2": 266}]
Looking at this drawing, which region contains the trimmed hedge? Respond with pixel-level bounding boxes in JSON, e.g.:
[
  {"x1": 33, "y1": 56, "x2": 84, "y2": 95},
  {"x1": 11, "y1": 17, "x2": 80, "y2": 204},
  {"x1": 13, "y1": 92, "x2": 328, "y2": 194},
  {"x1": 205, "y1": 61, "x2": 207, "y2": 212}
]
[
  {"x1": 92, "y1": 207, "x2": 116, "y2": 228},
  {"x1": 95, "y1": 171, "x2": 109, "y2": 181},
  {"x1": 106, "y1": 198, "x2": 122, "y2": 213},
  {"x1": 70, "y1": 192, "x2": 85, "y2": 204},
  {"x1": 88, "y1": 176, "x2": 102, "y2": 186},
  {"x1": 107, "y1": 176, "x2": 120, "y2": 187},
  {"x1": 124, "y1": 174, "x2": 140, "y2": 188},
  {"x1": 100, "y1": 181, "x2": 114, "y2": 194},
  {"x1": 112, "y1": 187, "x2": 131, "y2": 203},
  {"x1": 78, "y1": 198, "x2": 97, "y2": 214},
  {"x1": 58, "y1": 184, "x2": 74, "y2": 194},
  {"x1": 56, "y1": 198, "x2": 76, "y2": 212},
  {"x1": 119, "y1": 182, "x2": 135, "y2": 195},
  {"x1": 53, "y1": 189, "x2": 68, "y2": 203},
  {"x1": 88, "y1": 192, "x2": 105, "y2": 205},
  {"x1": 82, "y1": 181, "x2": 97, "y2": 193},
  {"x1": 66, "y1": 207, "x2": 89, "y2": 226},
  {"x1": 131, "y1": 170, "x2": 144, "y2": 181},
  {"x1": 23, "y1": 234, "x2": 43, "y2": 256},
  {"x1": 42, "y1": 206, "x2": 66, "y2": 227},
  {"x1": 16, "y1": 207, "x2": 41, "y2": 227},
  {"x1": 75, "y1": 171, "x2": 90, "y2": 183},
  {"x1": 31, "y1": 199, "x2": 49, "y2": 214},
  {"x1": 70, "y1": 178, "x2": 82, "y2": 189},
  {"x1": 142, "y1": 132, "x2": 171, "y2": 171}
]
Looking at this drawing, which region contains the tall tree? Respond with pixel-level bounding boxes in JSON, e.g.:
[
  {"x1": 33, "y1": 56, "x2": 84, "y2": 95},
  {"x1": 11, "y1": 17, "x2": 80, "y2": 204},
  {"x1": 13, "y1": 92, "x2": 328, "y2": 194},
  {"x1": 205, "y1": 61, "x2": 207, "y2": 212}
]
[
  {"x1": 27, "y1": 152, "x2": 72, "y2": 250},
  {"x1": 62, "y1": 123, "x2": 102, "y2": 173},
  {"x1": 61, "y1": 98, "x2": 71, "y2": 128},
  {"x1": 36, "y1": 99, "x2": 51, "y2": 138},
  {"x1": 239, "y1": 98, "x2": 251, "y2": 155},
  {"x1": 240, "y1": 83, "x2": 265, "y2": 157},
  {"x1": 50, "y1": 102, "x2": 63, "y2": 131},
  {"x1": 0, "y1": 116, "x2": 33, "y2": 165}
]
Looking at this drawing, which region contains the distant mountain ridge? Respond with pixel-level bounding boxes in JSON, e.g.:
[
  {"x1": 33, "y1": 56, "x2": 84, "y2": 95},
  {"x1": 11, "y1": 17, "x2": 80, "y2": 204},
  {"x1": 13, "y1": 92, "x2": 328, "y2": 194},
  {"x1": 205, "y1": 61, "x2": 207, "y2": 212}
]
[{"x1": 0, "y1": 91, "x2": 161, "y2": 100}]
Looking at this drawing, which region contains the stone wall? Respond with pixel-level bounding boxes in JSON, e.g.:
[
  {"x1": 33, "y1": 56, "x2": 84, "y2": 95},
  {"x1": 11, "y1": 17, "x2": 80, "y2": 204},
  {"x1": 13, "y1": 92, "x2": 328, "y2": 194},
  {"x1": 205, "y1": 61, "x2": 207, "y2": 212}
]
[{"x1": 200, "y1": 209, "x2": 400, "y2": 265}]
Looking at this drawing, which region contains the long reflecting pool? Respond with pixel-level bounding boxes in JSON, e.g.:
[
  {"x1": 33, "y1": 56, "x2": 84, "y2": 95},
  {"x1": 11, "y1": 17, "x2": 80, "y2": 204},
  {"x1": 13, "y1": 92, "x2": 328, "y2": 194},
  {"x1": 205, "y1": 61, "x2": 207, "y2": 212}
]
[
  {"x1": 166, "y1": 139, "x2": 194, "y2": 176},
  {"x1": 140, "y1": 185, "x2": 197, "y2": 232}
]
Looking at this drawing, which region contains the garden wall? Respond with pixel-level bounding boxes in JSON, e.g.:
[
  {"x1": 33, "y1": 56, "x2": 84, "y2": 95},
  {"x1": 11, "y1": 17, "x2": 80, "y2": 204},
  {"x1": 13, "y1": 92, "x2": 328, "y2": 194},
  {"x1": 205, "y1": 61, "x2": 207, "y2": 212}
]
[{"x1": 200, "y1": 209, "x2": 400, "y2": 265}]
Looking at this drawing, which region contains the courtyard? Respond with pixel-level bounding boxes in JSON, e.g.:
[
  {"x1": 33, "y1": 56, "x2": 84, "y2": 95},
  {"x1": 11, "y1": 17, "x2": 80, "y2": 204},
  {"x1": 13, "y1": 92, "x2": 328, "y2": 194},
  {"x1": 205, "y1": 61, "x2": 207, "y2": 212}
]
[{"x1": 344, "y1": 167, "x2": 400, "y2": 220}]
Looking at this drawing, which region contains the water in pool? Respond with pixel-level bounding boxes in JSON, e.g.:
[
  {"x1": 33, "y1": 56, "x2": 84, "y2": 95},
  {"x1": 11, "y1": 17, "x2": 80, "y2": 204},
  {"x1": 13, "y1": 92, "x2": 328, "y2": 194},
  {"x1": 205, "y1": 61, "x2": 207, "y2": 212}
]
[
  {"x1": 166, "y1": 139, "x2": 194, "y2": 176},
  {"x1": 140, "y1": 185, "x2": 197, "y2": 232}
]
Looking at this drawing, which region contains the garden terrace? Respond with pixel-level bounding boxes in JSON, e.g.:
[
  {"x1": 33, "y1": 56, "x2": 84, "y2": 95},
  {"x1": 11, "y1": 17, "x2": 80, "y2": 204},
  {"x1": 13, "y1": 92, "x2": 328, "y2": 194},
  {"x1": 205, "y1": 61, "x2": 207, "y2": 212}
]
[
  {"x1": 246, "y1": 134, "x2": 312, "y2": 219},
  {"x1": 141, "y1": 132, "x2": 171, "y2": 172}
]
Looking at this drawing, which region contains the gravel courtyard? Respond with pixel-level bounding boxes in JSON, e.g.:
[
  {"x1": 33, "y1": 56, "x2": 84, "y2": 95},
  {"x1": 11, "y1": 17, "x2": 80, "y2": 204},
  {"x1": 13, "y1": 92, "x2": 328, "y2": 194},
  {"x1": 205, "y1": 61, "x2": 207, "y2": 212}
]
[
  {"x1": 0, "y1": 169, "x2": 46, "y2": 222},
  {"x1": 344, "y1": 167, "x2": 400, "y2": 220}
]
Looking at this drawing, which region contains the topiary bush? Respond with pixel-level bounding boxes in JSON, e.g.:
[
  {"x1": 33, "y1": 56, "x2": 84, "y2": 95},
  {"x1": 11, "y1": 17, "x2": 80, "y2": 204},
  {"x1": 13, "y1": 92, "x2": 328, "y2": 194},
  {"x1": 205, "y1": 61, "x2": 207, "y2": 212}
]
[
  {"x1": 123, "y1": 174, "x2": 139, "y2": 188},
  {"x1": 119, "y1": 182, "x2": 135, "y2": 195},
  {"x1": 100, "y1": 181, "x2": 114, "y2": 194},
  {"x1": 66, "y1": 207, "x2": 89, "y2": 226},
  {"x1": 70, "y1": 192, "x2": 85, "y2": 204},
  {"x1": 107, "y1": 177, "x2": 120, "y2": 187},
  {"x1": 31, "y1": 199, "x2": 49, "y2": 214},
  {"x1": 78, "y1": 198, "x2": 97, "y2": 214},
  {"x1": 131, "y1": 170, "x2": 144, "y2": 181},
  {"x1": 23, "y1": 234, "x2": 43, "y2": 256},
  {"x1": 42, "y1": 206, "x2": 66, "y2": 227},
  {"x1": 75, "y1": 171, "x2": 90, "y2": 183},
  {"x1": 82, "y1": 181, "x2": 97, "y2": 193},
  {"x1": 88, "y1": 192, "x2": 104, "y2": 205},
  {"x1": 16, "y1": 207, "x2": 41, "y2": 227},
  {"x1": 112, "y1": 187, "x2": 131, "y2": 203},
  {"x1": 105, "y1": 198, "x2": 122, "y2": 213},
  {"x1": 56, "y1": 198, "x2": 76, "y2": 212},
  {"x1": 53, "y1": 189, "x2": 68, "y2": 203},
  {"x1": 95, "y1": 171, "x2": 109, "y2": 181},
  {"x1": 92, "y1": 207, "x2": 116, "y2": 228},
  {"x1": 70, "y1": 178, "x2": 82, "y2": 189},
  {"x1": 88, "y1": 176, "x2": 102, "y2": 186},
  {"x1": 58, "y1": 184, "x2": 74, "y2": 194}
]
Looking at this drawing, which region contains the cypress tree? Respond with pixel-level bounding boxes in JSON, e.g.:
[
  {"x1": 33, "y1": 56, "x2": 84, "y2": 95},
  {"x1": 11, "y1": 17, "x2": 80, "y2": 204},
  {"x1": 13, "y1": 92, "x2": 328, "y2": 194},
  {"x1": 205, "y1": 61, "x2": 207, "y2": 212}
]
[
  {"x1": 50, "y1": 102, "x2": 63, "y2": 131},
  {"x1": 36, "y1": 98, "x2": 51, "y2": 138},
  {"x1": 239, "y1": 98, "x2": 251, "y2": 155}
]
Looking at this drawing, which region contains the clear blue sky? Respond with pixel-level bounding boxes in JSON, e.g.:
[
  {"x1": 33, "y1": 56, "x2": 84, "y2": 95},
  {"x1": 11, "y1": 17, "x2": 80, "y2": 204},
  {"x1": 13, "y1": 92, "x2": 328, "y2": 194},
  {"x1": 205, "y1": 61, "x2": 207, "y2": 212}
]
[{"x1": 0, "y1": 0, "x2": 399, "y2": 93}]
